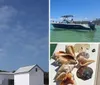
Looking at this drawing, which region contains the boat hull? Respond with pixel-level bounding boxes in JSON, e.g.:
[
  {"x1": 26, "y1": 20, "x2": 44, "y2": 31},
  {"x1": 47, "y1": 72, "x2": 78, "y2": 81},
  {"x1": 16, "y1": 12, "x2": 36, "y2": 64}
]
[{"x1": 52, "y1": 23, "x2": 91, "y2": 30}]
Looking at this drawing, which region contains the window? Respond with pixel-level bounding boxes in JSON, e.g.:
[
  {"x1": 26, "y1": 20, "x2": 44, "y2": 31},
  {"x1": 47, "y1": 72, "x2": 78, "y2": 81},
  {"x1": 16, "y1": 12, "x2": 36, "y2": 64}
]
[
  {"x1": 44, "y1": 72, "x2": 49, "y2": 85},
  {"x1": 35, "y1": 68, "x2": 38, "y2": 72},
  {"x1": 8, "y1": 79, "x2": 14, "y2": 85}
]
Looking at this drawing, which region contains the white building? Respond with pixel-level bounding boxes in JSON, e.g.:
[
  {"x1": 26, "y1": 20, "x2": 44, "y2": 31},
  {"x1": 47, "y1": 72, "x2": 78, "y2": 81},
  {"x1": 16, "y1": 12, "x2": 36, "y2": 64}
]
[
  {"x1": 0, "y1": 72, "x2": 14, "y2": 85},
  {"x1": 14, "y1": 64, "x2": 44, "y2": 85}
]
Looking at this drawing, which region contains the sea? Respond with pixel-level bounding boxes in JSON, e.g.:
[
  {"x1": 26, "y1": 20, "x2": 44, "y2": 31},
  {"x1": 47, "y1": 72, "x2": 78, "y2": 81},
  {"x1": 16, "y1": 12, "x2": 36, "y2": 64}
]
[{"x1": 50, "y1": 25, "x2": 100, "y2": 42}]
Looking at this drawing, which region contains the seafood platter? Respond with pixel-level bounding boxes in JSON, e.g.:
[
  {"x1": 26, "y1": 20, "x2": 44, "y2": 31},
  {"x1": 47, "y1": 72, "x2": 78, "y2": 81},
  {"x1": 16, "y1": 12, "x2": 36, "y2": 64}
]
[{"x1": 50, "y1": 44, "x2": 99, "y2": 85}]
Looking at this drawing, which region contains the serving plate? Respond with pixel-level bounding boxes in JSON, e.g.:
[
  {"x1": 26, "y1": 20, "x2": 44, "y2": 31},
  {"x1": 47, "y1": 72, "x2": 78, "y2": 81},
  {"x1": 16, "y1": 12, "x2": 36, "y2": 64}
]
[{"x1": 50, "y1": 43, "x2": 100, "y2": 85}]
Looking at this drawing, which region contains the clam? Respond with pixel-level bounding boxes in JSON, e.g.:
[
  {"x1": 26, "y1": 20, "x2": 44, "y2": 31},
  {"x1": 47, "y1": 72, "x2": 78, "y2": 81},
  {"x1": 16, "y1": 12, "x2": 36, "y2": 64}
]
[
  {"x1": 77, "y1": 66, "x2": 93, "y2": 80},
  {"x1": 77, "y1": 56, "x2": 95, "y2": 66},
  {"x1": 65, "y1": 45, "x2": 75, "y2": 57}
]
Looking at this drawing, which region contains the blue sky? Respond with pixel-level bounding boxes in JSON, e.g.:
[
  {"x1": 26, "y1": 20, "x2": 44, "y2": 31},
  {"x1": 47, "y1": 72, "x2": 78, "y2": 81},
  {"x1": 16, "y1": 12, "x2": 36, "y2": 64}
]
[
  {"x1": 0, "y1": 0, "x2": 48, "y2": 71},
  {"x1": 51, "y1": 0, "x2": 100, "y2": 20}
]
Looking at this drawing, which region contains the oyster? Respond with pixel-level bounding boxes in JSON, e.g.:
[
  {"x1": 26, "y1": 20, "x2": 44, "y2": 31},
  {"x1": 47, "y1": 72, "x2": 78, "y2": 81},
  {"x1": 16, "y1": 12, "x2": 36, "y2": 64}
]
[
  {"x1": 74, "y1": 44, "x2": 90, "y2": 53},
  {"x1": 65, "y1": 45, "x2": 75, "y2": 57},
  {"x1": 77, "y1": 66, "x2": 93, "y2": 80},
  {"x1": 77, "y1": 56, "x2": 95, "y2": 66}
]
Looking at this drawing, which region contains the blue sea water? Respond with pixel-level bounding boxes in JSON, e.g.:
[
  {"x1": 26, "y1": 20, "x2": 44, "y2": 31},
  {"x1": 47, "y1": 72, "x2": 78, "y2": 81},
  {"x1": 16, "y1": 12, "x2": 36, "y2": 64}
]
[{"x1": 50, "y1": 25, "x2": 100, "y2": 42}]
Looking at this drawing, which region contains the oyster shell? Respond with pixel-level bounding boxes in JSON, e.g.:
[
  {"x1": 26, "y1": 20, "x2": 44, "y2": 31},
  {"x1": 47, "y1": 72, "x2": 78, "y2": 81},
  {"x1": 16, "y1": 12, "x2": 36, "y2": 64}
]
[{"x1": 77, "y1": 66, "x2": 93, "y2": 80}]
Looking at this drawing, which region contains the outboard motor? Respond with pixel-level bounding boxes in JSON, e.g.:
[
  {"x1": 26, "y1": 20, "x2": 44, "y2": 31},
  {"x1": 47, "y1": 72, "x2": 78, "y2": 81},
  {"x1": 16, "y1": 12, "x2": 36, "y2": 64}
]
[{"x1": 88, "y1": 21, "x2": 96, "y2": 30}]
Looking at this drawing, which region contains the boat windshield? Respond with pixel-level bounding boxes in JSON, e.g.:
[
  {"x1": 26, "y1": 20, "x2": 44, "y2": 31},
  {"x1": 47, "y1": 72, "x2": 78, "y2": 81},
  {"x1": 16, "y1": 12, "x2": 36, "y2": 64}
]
[
  {"x1": 51, "y1": 15, "x2": 74, "y2": 24},
  {"x1": 62, "y1": 17, "x2": 74, "y2": 24}
]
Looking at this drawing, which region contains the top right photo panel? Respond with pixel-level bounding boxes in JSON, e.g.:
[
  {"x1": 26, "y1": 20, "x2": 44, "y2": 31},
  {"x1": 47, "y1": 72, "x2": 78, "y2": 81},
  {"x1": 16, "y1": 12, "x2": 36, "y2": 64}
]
[{"x1": 50, "y1": 0, "x2": 100, "y2": 42}]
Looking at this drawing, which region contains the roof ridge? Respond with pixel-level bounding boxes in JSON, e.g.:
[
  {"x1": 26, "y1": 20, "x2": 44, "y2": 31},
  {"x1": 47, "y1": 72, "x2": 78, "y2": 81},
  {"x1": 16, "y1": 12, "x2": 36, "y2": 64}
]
[
  {"x1": 19, "y1": 64, "x2": 36, "y2": 68},
  {"x1": 15, "y1": 64, "x2": 37, "y2": 74}
]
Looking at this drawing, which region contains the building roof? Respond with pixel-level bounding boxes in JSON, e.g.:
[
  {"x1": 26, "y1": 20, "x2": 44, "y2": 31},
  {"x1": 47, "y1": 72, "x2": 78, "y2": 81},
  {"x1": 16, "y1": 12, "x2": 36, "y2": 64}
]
[
  {"x1": 0, "y1": 72, "x2": 14, "y2": 75},
  {"x1": 15, "y1": 64, "x2": 44, "y2": 74}
]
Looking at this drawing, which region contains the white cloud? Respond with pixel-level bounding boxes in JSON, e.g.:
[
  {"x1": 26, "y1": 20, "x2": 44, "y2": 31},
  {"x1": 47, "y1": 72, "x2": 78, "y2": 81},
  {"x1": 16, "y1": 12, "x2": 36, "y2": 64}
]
[
  {"x1": 0, "y1": 5, "x2": 48, "y2": 63},
  {"x1": 0, "y1": 5, "x2": 17, "y2": 30}
]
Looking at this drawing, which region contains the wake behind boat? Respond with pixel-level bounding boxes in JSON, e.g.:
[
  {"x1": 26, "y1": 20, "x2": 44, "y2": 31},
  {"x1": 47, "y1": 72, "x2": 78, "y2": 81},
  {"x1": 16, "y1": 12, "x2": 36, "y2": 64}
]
[{"x1": 51, "y1": 15, "x2": 96, "y2": 31}]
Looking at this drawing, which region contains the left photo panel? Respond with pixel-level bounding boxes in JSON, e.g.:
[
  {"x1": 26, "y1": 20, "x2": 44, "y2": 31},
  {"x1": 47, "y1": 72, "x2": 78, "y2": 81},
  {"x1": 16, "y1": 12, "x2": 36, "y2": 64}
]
[{"x1": 0, "y1": 0, "x2": 49, "y2": 85}]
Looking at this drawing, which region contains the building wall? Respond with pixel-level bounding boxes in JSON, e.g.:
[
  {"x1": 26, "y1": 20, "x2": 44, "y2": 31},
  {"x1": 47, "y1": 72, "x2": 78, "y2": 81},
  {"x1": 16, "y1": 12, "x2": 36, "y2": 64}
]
[
  {"x1": 14, "y1": 73, "x2": 29, "y2": 85},
  {"x1": 0, "y1": 74, "x2": 14, "y2": 85},
  {"x1": 29, "y1": 66, "x2": 44, "y2": 85}
]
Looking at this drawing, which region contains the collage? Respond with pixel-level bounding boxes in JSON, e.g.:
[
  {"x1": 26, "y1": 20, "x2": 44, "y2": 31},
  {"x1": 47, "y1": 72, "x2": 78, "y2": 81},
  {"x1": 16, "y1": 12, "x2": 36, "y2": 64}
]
[
  {"x1": 50, "y1": 0, "x2": 100, "y2": 85},
  {"x1": 0, "y1": 0, "x2": 100, "y2": 85}
]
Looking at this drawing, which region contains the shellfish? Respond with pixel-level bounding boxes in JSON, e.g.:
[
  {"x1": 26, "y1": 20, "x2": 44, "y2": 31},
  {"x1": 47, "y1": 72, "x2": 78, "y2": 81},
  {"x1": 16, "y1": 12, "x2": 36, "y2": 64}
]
[
  {"x1": 55, "y1": 72, "x2": 66, "y2": 81},
  {"x1": 54, "y1": 64, "x2": 75, "y2": 81},
  {"x1": 77, "y1": 56, "x2": 95, "y2": 66},
  {"x1": 55, "y1": 55, "x2": 77, "y2": 65},
  {"x1": 77, "y1": 52, "x2": 90, "y2": 59},
  {"x1": 65, "y1": 45, "x2": 75, "y2": 57},
  {"x1": 52, "y1": 51, "x2": 67, "y2": 60},
  {"x1": 59, "y1": 73, "x2": 75, "y2": 85},
  {"x1": 77, "y1": 66, "x2": 93, "y2": 80}
]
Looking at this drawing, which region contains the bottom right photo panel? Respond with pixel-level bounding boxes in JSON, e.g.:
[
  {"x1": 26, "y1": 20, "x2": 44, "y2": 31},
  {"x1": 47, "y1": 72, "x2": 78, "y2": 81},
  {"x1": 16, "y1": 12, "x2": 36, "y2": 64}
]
[{"x1": 50, "y1": 43, "x2": 100, "y2": 85}]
